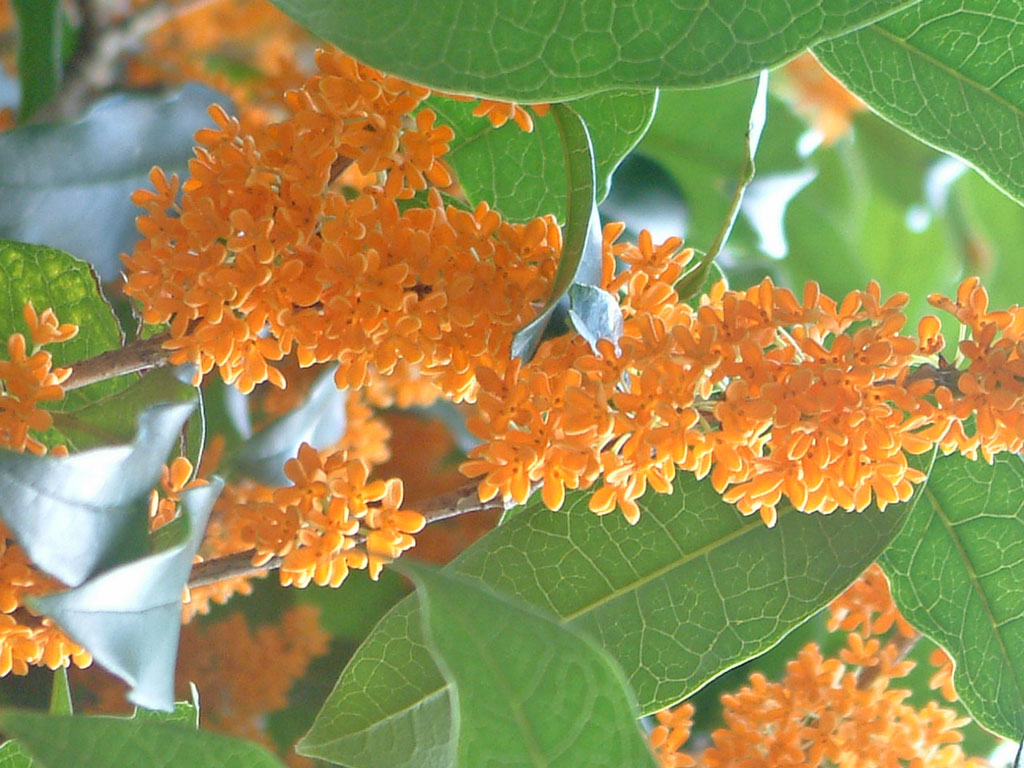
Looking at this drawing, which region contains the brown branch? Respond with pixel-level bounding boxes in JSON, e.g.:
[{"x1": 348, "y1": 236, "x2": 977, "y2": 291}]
[
  {"x1": 63, "y1": 333, "x2": 173, "y2": 391},
  {"x1": 37, "y1": 0, "x2": 220, "y2": 121},
  {"x1": 186, "y1": 479, "x2": 511, "y2": 589},
  {"x1": 855, "y1": 631, "x2": 920, "y2": 690}
]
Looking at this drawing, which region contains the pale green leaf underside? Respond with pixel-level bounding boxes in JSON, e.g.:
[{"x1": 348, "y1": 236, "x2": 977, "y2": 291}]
[
  {"x1": 881, "y1": 454, "x2": 1024, "y2": 740},
  {"x1": 271, "y1": 0, "x2": 919, "y2": 101},
  {"x1": 404, "y1": 562, "x2": 656, "y2": 767},
  {"x1": 301, "y1": 469, "x2": 920, "y2": 768},
  {"x1": 815, "y1": 0, "x2": 1024, "y2": 207}
]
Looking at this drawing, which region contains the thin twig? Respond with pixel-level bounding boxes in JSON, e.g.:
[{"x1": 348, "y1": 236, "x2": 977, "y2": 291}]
[
  {"x1": 63, "y1": 333, "x2": 172, "y2": 391},
  {"x1": 39, "y1": 0, "x2": 219, "y2": 121}
]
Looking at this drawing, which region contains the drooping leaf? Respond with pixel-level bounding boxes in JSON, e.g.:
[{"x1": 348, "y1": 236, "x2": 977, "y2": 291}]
[
  {"x1": 30, "y1": 481, "x2": 221, "y2": 711},
  {"x1": 0, "y1": 402, "x2": 193, "y2": 587},
  {"x1": 50, "y1": 367, "x2": 197, "y2": 452},
  {"x1": 568, "y1": 284, "x2": 623, "y2": 353},
  {"x1": 0, "y1": 241, "x2": 125, "y2": 408},
  {"x1": 815, "y1": 0, "x2": 1024, "y2": 207},
  {"x1": 270, "y1": 0, "x2": 918, "y2": 101},
  {"x1": 300, "y1": 465, "x2": 924, "y2": 768},
  {"x1": 11, "y1": 0, "x2": 61, "y2": 120},
  {"x1": 0, "y1": 710, "x2": 286, "y2": 768},
  {"x1": 228, "y1": 366, "x2": 346, "y2": 486},
  {"x1": 427, "y1": 89, "x2": 657, "y2": 221},
  {"x1": 0, "y1": 86, "x2": 229, "y2": 282},
  {"x1": 401, "y1": 561, "x2": 657, "y2": 768},
  {"x1": 880, "y1": 453, "x2": 1024, "y2": 740},
  {"x1": 510, "y1": 104, "x2": 602, "y2": 363}
]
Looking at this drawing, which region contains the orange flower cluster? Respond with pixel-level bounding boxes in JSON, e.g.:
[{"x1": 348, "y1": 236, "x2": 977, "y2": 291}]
[
  {"x1": 122, "y1": 34, "x2": 1023, "y2": 534},
  {"x1": 0, "y1": 303, "x2": 91, "y2": 675},
  {"x1": 0, "y1": 302, "x2": 76, "y2": 456},
  {"x1": 651, "y1": 564, "x2": 979, "y2": 767},
  {"x1": 218, "y1": 442, "x2": 424, "y2": 586},
  {"x1": 465, "y1": 226, "x2": 1024, "y2": 526},
  {"x1": 176, "y1": 605, "x2": 328, "y2": 749},
  {"x1": 193, "y1": 383, "x2": 414, "y2": 591}
]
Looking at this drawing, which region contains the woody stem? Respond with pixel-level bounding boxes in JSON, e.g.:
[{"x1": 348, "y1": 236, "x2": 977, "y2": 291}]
[{"x1": 63, "y1": 333, "x2": 174, "y2": 391}]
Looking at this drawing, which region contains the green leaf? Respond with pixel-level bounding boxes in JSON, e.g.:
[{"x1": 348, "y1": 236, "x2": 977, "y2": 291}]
[
  {"x1": 510, "y1": 104, "x2": 602, "y2": 363},
  {"x1": 30, "y1": 481, "x2": 222, "y2": 711},
  {"x1": 132, "y1": 695, "x2": 200, "y2": 729},
  {"x1": 401, "y1": 561, "x2": 657, "y2": 768},
  {"x1": 228, "y1": 366, "x2": 347, "y2": 486},
  {"x1": 270, "y1": 0, "x2": 918, "y2": 100},
  {"x1": 0, "y1": 402, "x2": 194, "y2": 587},
  {"x1": 294, "y1": 568, "x2": 409, "y2": 643},
  {"x1": 0, "y1": 710, "x2": 286, "y2": 768},
  {"x1": 300, "y1": 467, "x2": 923, "y2": 768},
  {"x1": 428, "y1": 90, "x2": 656, "y2": 221},
  {"x1": 0, "y1": 86, "x2": 229, "y2": 282},
  {"x1": 48, "y1": 668, "x2": 71, "y2": 716},
  {"x1": 0, "y1": 241, "x2": 125, "y2": 409},
  {"x1": 880, "y1": 453, "x2": 1024, "y2": 740},
  {"x1": 50, "y1": 368, "x2": 197, "y2": 452},
  {"x1": 0, "y1": 741, "x2": 34, "y2": 768},
  {"x1": 11, "y1": 0, "x2": 61, "y2": 120},
  {"x1": 815, "y1": 0, "x2": 1024, "y2": 207}
]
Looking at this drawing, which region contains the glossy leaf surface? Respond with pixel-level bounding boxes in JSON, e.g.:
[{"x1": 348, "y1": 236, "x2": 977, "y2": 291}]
[
  {"x1": 816, "y1": 0, "x2": 1024, "y2": 206},
  {"x1": 270, "y1": 0, "x2": 918, "y2": 100},
  {"x1": 881, "y1": 453, "x2": 1024, "y2": 740}
]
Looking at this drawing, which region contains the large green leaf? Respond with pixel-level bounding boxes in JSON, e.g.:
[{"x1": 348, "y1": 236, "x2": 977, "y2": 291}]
[
  {"x1": 815, "y1": 0, "x2": 1024, "y2": 207},
  {"x1": 880, "y1": 453, "x2": 1024, "y2": 741},
  {"x1": 428, "y1": 90, "x2": 656, "y2": 222},
  {"x1": 402, "y1": 561, "x2": 656, "y2": 767},
  {"x1": 0, "y1": 711, "x2": 285, "y2": 768},
  {"x1": 11, "y1": 0, "x2": 61, "y2": 120},
  {"x1": 0, "y1": 402, "x2": 193, "y2": 587},
  {"x1": 270, "y1": 0, "x2": 919, "y2": 100},
  {"x1": 0, "y1": 86, "x2": 227, "y2": 282},
  {"x1": 300, "y1": 468, "x2": 922, "y2": 768},
  {"x1": 30, "y1": 481, "x2": 222, "y2": 711},
  {"x1": 0, "y1": 241, "x2": 124, "y2": 409}
]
